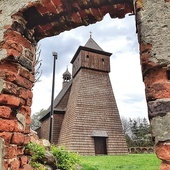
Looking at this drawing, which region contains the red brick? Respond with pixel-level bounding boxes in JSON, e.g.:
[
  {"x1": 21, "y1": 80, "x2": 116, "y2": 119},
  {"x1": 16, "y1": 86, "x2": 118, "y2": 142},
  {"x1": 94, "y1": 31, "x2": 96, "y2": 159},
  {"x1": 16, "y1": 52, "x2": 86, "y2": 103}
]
[
  {"x1": 6, "y1": 49, "x2": 21, "y2": 57},
  {"x1": 3, "y1": 81, "x2": 18, "y2": 95},
  {"x1": 40, "y1": 23, "x2": 54, "y2": 31},
  {"x1": 23, "y1": 135, "x2": 31, "y2": 144},
  {"x1": 4, "y1": 30, "x2": 31, "y2": 49},
  {"x1": 79, "y1": 10, "x2": 87, "y2": 18},
  {"x1": 37, "y1": 4, "x2": 48, "y2": 14},
  {"x1": 26, "y1": 98, "x2": 32, "y2": 107},
  {"x1": 0, "y1": 106, "x2": 11, "y2": 118},
  {"x1": 12, "y1": 133, "x2": 24, "y2": 145},
  {"x1": 140, "y1": 51, "x2": 151, "y2": 62},
  {"x1": 41, "y1": 0, "x2": 49, "y2": 4},
  {"x1": 140, "y1": 43, "x2": 152, "y2": 63},
  {"x1": 15, "y1": 74, "x2": 33, "y2": 89},
  {"x1": 19, "y1": 67, "x2": 35, "y2": 83},
  {"x1": 155, "y1": 142, "x2": 170, "y2": 161},
  {"x1": 0, "y1": 62, "x2": 19, "y2": 74},
  {"x1": 90, "y1": 8, "x2": 102, "y2": 19},
  {"x1": 160, "y1": 161, "x2": 170, "y2": 170},
  {"x1": 20, "y1": 156, "x2": 28, "y2": 166},
  {"x1": 27, "y1": 90, "x2": 33, "y2": 99},
  {"x1": 45, "y1": 2, "x2": 57, "y2": 13},
  {"x1": 100, "y1": 6, "x2": 109, "y2": 15},
  {"x1": 71, "y1": 13, "x2": 82, "y2": 24},
  {"x1": 19, "y1": 164, "x2": 33, "y2": 170},
  {"x1": 17, "y1": 87, "x2": 28, "y2": 100},
  {"x1": 17, "y1": 146, "x2": 25, "y2": 155},
  {"x1": 5, "y1": 39, "x2": 23, "y2": 53},
  {"x1": 0, "y1": 132, "x2": 12, "y2": 145},
  {"x1": 18, "y1": 106, "x2": 31, "y2": 116},
  {"x1": 144, "y1": 68, "x2": 167, "y2": 87},
  {"x1": 20, "y1": 98, "x2": 26, "y2": 106},
  {"x1": 35, "y1": 26, "x2": 45, "y2": 36},
  {"x1": 146, "y1": 83, "x2": 170, "y2": 100},
  {"x1": 10, "y1": 158, "x2": 20, "y2": 170},
  {"x1": 51, "y1": 0, "x2": 62, "y2": 6},
  {"x1": 5, "y1": 145, "x2": 18, "y2": 159},
  {"x1": 0, "y1": 70, "x2": 17, "y2": 82},
  {"x1": 0, "y1": 94, "x2": 20, "y2": 107},
  {"x1": 0, "y1": 119, "x2": 15, "y2": 132},
  {"x1": 123, "y1": 4, "x2": 134, "y2": 14}
]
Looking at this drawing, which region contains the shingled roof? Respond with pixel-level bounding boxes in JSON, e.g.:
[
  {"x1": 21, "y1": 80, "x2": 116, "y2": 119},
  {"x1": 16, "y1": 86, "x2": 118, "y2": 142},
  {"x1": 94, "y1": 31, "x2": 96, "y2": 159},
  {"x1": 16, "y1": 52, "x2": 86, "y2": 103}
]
[
  {"x1": 84, "y1": 36, "x2": 103, "y2": 51},
  {"x1": 71, "y1": 36, "x2": 111, "y2": 64},
  {"x1": 39, "y1": 80, "x2": 72, "y2": 121}
]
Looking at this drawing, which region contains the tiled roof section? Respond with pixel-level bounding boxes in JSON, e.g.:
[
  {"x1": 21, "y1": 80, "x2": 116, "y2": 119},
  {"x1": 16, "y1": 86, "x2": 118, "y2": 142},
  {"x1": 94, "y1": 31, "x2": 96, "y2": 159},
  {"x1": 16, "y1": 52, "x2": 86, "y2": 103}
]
[
  {"x1": 84, "y1": 37, "x2": 103, "y2": 51},
  {"x1": 39, "y1": 79, "x2": 72, "y2": 121}
]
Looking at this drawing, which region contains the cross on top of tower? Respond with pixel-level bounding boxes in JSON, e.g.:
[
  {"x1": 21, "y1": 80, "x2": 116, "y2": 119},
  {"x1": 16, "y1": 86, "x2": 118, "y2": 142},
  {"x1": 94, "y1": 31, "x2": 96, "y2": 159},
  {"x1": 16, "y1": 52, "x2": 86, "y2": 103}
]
[{"x1": 90, "y1": 31, "x2": 92, "y2": 38}]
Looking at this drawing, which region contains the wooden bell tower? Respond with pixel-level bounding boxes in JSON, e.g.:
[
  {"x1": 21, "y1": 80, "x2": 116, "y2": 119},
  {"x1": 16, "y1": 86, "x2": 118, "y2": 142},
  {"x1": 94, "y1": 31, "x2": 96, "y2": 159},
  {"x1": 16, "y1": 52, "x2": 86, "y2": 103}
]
[
  {"x1": 71, "y1": 36, "x2": 111, "y2": 78},
  {"x1": 58, "y1": 36, "x2": 128, "y2": 155}
]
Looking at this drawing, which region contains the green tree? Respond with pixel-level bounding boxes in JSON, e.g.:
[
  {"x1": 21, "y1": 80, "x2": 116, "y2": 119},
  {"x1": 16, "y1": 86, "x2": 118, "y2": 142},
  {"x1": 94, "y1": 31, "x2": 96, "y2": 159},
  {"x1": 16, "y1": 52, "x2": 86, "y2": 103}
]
[{"x1": 122, "y1": 117, "x2": 154, "y2": 147}]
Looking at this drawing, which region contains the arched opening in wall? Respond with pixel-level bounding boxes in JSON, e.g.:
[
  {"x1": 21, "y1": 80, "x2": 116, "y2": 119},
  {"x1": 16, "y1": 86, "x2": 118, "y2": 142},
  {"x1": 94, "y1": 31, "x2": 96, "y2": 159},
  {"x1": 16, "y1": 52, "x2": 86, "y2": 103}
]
[
  {"x1": 32, "y1": 14, "x2": 148, "y2": 121},
  {"x1": 1, "y1": 0, "x2": 168, "y2": 168}
]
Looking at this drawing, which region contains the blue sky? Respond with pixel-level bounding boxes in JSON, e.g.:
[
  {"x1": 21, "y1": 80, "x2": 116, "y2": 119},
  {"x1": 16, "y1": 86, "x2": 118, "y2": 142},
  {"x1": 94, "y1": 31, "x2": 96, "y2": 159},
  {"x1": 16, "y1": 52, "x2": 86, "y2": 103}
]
[{"x1": 31, "y1": 14, "x2": 148, "y2": 119}]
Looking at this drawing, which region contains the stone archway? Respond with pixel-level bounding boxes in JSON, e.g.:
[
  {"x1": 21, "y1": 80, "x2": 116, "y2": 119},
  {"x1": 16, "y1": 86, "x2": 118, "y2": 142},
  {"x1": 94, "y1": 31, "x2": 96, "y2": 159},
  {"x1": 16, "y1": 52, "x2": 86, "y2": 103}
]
[{"x1": 0, "y1": 0, "x2": 169, "y2": 169}]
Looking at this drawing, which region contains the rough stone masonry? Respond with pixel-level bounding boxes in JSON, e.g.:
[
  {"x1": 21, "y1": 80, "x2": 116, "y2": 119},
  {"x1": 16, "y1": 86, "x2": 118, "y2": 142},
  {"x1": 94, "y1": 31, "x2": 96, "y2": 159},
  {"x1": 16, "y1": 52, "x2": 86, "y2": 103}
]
[{"x1": 0, "y1": 0, "x2": 169, "y2": 169}]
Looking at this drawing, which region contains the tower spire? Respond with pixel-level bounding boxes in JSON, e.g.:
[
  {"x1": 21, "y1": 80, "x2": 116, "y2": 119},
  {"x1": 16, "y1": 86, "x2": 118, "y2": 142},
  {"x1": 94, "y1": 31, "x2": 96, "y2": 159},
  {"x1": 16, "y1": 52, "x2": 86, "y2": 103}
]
[
  {"x1": 62, "y1": 67, "x2": 71, "y2": 88},
  {"x1": 90, "y1": 31, "x2": 92, "y2": 38},
  {"x1": 84, "y1": 33, "x2": 103, "y2": 51}
]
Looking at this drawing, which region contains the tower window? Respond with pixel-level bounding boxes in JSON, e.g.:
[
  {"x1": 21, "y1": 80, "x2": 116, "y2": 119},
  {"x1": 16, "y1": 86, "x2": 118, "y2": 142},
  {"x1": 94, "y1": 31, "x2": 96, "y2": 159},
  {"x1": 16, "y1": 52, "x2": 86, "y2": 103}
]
[
  {"x1": 102, "y1": 58, "x2": 104, "y2": 62},
  {"x1": 86, "y1": 55, "x2": 89, "y2": 58}
]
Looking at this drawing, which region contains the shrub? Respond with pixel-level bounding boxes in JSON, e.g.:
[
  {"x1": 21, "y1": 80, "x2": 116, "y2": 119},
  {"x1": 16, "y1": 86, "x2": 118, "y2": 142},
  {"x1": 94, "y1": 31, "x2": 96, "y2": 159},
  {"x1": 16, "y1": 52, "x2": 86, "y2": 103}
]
[
  {"x1": 25, "y1": 143, "x2": 80, "y2": 170},
  {"x1": 25, "y1": 142, "x2": 46, "y2": 169},
  {"x1": 51, "y1": 145, "x2": 80, "y2": 170},
  {"x1": 30, "y1": 162, "x2": 46, "y2": 170}
]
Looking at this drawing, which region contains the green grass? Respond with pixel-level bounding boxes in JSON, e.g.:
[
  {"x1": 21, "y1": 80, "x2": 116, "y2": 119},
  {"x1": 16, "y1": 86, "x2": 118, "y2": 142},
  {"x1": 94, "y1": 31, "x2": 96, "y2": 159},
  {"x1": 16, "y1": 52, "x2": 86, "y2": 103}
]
[{"x1": 80, "y1": 154, "x2": 161, "y2": 170}]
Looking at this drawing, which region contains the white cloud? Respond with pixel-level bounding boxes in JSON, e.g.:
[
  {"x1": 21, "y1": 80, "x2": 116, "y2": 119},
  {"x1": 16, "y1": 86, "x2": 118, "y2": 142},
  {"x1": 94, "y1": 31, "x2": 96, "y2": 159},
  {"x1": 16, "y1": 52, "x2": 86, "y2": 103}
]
[{"x1": 31, "y1": 14, "x2": 148, "y2": 120}]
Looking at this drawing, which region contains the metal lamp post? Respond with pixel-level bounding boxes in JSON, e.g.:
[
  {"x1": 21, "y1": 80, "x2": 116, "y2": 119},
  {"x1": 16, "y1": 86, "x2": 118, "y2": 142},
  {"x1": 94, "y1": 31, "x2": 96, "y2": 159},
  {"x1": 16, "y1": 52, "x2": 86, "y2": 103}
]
[{"x1": 49, "y1": 51, "x2": 58, "y2": 143}]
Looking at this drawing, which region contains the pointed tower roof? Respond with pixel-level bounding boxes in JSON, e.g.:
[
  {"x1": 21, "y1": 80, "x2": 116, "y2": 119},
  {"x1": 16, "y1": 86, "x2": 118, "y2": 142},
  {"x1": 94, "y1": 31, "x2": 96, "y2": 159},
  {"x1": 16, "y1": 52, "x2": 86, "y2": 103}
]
[
  {"x1": 71, "y1": 35, "x2": 112, "y2": 64},
  {"x1": 84, "y1": 36, "x2": 103, "y2": 51},
  {"x1": 63, "y1": 68, "x2": 71, "y2": 77}
]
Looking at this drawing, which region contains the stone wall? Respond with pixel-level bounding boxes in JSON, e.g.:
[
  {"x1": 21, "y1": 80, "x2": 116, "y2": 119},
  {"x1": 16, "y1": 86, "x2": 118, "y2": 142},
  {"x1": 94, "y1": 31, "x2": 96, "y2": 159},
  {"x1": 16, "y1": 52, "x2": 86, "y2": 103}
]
[
  {"x1": 135, "y1": 0, "x2": 170, "y2": 169},
  {"x1": 0, "y1": 1, "x2": 36, "y2": 168},
  {"x1": 0, "y1": 0, "x2": 169, "y2": 169},
  {"x1": 128, "y1": 147, "x2": 154, "y2": 154},
  {"x1": 0, "y1": 139, "x2": 5, "y2": 170}
]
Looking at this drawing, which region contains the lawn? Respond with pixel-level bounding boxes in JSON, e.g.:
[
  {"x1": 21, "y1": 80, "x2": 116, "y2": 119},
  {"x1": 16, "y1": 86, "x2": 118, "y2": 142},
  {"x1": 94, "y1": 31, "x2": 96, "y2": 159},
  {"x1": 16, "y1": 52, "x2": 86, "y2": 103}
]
[{"x1": 80, "y1": 154, "x2": 161, "y2": 170}]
